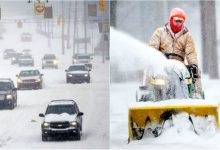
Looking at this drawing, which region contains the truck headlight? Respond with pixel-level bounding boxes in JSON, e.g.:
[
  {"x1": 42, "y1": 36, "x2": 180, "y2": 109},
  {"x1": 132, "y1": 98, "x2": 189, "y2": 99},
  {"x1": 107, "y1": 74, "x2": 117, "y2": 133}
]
[
  {"x1": 12, "y1": 57, "x2": 16, "y2": 60},
  {"x1": 43, "y1": 122, "x2": 50, "y2": 128},
  {"x1": 68, "y1": 74, "x2": 72, "y2": 77},
  {"x1": 70, "y1": 121, "x2": 77, "y2": 127},
  {"x1": 43, "y1": 60, "x2": 46, "y2": 64},
  {"x1": 35, "y1": 78, "x2": 41, "y2": 82},
  {"x1": 17, "y1": 78, "x2": 23, "y2": 83},
  {"x1": 6, "y1": 94, "x2": 13, "y2": 99},
  {"x1": 84, "y1": 74, "x2": 88, "y2": 77},
  {"x1": 73, "y1": 59, "x2": 77, "y2": 63},
  {"x1": 53, "y1": 60, "x2": 58, "y2": 64}
]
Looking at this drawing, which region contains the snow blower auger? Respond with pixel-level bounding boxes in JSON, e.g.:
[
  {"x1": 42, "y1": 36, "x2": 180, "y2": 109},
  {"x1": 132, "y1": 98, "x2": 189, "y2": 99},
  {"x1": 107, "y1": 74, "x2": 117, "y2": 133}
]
[{"x1": 128, "y1": 60, "x2": 220, "y2": 143}]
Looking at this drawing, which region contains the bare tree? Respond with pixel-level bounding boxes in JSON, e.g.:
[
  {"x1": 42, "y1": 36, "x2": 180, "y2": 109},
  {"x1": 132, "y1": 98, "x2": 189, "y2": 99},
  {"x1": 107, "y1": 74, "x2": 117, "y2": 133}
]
[{"x1": 200, "y1": 1, "x2": 219, "y2": 79}]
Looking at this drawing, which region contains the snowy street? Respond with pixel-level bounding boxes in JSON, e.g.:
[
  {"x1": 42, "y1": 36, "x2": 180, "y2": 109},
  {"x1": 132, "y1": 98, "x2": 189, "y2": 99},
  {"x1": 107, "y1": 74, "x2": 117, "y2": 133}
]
[{"x1": 0, "y1": 22, "x2": 109, "y2": 148}]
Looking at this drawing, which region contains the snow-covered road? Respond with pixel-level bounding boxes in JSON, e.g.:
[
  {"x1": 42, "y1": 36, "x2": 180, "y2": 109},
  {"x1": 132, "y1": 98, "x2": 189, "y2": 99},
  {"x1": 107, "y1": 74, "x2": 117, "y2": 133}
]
[{"x1": 0, "y1": 23, "x2": 109, "y2": 148}]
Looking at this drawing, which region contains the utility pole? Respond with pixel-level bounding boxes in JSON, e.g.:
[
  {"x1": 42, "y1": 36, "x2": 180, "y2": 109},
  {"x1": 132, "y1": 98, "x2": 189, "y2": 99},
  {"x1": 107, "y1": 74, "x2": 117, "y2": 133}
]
[
  {"x1": 67, "y1": 0, "x2": 71, "y2": 49},
  {"x1": 61, "y1": 0, "x2": 65, "y2": 54},
  {"x1": 73, "y1": 0, "x2": 77, "y2": 59},
  {"x1": 47, "y1": 19, "x2": 51, "y2": 48},
  {"x1": 84, "y1": 1, "x2": 87, "y2": 54}
]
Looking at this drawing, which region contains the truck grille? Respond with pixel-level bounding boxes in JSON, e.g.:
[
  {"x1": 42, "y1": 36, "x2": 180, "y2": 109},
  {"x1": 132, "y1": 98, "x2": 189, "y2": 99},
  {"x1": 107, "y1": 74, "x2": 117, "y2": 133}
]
[
  {"x1": 23, "y1": 79, "x2": 36, "y2": 83},
  {"x1": 50, "y1": 122, "x2": 70, "y2": 129}
]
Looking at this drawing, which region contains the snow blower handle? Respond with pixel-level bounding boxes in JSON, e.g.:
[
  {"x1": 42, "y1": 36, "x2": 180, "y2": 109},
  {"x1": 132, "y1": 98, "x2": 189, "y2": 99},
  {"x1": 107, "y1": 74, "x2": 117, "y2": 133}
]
[{"x1": 187, "y1": 64, "x2": 199, "y2": 84}]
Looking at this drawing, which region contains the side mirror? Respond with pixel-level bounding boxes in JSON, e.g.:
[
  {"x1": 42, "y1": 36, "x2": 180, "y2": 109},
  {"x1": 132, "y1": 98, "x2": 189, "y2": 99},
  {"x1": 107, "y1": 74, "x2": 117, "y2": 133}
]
[
  {"x1": 41, "y1": 74, "x2": 44, "y2": 76},
  {"x1": 16, "y1": 75, "x2": 18, "y2": 77},
  {"x1": 39, "y1": 113, "x2": 45, "y2": 117},
  {"x1": 77, "y1": 112, "x2": 84, "y2": 116},
  {"x1": 65, "y1": 69, "x2": 68, "y2": 72}
]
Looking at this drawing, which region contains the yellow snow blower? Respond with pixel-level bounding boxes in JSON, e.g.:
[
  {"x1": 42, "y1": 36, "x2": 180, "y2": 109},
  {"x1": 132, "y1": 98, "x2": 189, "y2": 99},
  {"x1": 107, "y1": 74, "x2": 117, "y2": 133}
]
[{"x1": 128, "y1": 60, "x2": 220, "y2": 142}]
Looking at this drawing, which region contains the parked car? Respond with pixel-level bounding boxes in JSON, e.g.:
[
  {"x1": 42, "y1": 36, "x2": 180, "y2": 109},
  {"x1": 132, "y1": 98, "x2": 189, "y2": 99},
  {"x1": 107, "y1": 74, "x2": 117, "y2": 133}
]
[
  {"x1": 72, "y1": 53, "x2": 92, "y2": 70},
  {"x1": 39, "y1": 99, "x2": 84, "y2": 141},
  {"x1": 18, "y1": 54, "x2": 34, "y2": 67},
  {"x1": 65, "y1": 64, "x2": 90, "y2": 83},
  {"x1": 21, "y1": 33, "x2": 32, "y2": 42},
  {"x1": 3, "y1": 49, "x2": 16, "y2": 59},
  {"x1": 0, "y1": 78, "x2": 17, "y2": 109},
  {"x1": 42, "y1": 54, "x2": 58, "y2": 69},
  {"x1": 16, "y1": 69, "x2": 43, "y2": 90},
  {"x1": 11, "y1": 52, "x2": 22, "y2": 65}
]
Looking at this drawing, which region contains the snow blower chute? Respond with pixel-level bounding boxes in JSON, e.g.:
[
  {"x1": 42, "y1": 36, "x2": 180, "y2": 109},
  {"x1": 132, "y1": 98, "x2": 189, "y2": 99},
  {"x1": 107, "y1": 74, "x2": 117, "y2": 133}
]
[{"x1": 128, "y1": 60, "x2": 220, "y2": 143}]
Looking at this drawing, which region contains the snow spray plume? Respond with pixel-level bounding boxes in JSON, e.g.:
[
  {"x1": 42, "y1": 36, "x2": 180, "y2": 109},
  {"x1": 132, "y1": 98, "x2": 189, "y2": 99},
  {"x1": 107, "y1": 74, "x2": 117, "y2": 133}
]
[{"x1": 110, "y1": 28, "x2": 169, "y2": 83}]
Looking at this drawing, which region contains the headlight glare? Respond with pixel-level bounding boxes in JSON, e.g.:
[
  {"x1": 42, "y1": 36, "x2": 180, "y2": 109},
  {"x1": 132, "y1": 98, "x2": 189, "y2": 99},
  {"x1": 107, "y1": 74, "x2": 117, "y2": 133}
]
[
  {"x1": 53, "y1": 60, "x2": 58, "y2": 64},
  {"x1": 43, "y1": 122, "x2": 50, "y2": 128},
  {"x1": 6, "y1": 95, "x2": 13, "y2": 99},
  {"x1": 70, "y1": 121, "x2": 77, "y2": 127},
  {"x1": 35, "y1": 78, "x2": 41, "y2": 82},
  {"x1": 68, "y1": 74, "x2": 72, "y2": 77},
  {"x1": 17, "y1": 78, "x2": 23, "y2": 83}
]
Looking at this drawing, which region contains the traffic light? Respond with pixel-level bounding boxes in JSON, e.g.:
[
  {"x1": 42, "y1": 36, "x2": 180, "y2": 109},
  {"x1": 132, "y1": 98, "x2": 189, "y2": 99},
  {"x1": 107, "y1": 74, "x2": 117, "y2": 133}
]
[{"x1": 99, "y1": 0, "x2": 106, "y2": 12}]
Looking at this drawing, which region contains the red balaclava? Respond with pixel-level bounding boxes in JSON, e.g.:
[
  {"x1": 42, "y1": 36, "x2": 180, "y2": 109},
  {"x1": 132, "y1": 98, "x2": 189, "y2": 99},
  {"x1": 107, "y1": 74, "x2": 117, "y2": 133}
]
[{"x1": 169, "y1": 8, "x2": 186, "y2": 33}]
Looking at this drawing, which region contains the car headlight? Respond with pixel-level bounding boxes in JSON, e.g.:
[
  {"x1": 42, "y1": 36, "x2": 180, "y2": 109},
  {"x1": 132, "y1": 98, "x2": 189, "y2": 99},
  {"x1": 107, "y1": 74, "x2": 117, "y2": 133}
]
[
  {"x1": 6, "y1": 94, "x2": 13, "y2": 99},
  {"x1": 35, "y1": 78, "x2": 41, "y2": 82},
  {"x1": 68, "y1": 74, "x2": 72, "y2": 77},
  {"x1": 70, "y1": 121, "x2": 77, "y2": 127},
  {"x1": 43, "y1": 60, "x2": 46, "y2": 64},
  {"x1": 53, "y1": 60, "x2": 58, "y2": 64},
  {"x1": 43, "y1": 122, "x2": 50, "y2": 128},
  {"x1": 12, "y1": 57, "x2": 16, "y2": 60},
  {"x1": 73, "y1": 59, "x2": 77, "y2": 63},
  {"x1": 84, "y1": 74, "x2": 88, "y2": 77},
  {"x1": 17, "y1": 78, "x2": 23, "y2": 83}
]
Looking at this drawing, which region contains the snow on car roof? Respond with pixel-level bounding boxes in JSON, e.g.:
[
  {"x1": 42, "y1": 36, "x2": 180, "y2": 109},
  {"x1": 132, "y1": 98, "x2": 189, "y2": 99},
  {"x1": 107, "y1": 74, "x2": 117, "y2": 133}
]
[
  {"x1": 49, "y1": 100, "x2": 76, "y2": 106},
  {"x1": 0, "y1": 78, "x2": 12, "y2": 82},
  {"x1": 70, "y1": 64, "x2": 86, "y2": 66}
]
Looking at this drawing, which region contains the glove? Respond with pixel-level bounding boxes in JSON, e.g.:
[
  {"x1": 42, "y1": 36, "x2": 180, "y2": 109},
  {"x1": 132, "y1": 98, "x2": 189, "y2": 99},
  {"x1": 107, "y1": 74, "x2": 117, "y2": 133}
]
[{"x1": 187, "y1": 64, "x2": 199, "y2": 78}]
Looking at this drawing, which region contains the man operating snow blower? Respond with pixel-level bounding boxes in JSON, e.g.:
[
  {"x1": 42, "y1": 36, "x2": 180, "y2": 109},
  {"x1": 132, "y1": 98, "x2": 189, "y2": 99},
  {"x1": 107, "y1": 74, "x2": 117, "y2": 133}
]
[
  {"x1": 148, "y1": 7, "x2": 202, "y2": 98},
  {"x1": 128, "y1": 8, "x2": 220, "y2": 143}
]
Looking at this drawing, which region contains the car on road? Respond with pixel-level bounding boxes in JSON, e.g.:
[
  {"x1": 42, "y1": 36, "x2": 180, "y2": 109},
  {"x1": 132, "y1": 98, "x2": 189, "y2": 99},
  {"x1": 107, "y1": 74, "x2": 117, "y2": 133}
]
[
  {"x1": 22, "y1": 49, "x2": 32, "y2": 55},
  {"x1": 11, "y1": 52, "x2": 22, "y2": 65},
  {"x1": 65, "y1": 64, "x2": 90, "y2": 83},
  {"x1": 16, "y1": 69, "x2": 43, "y2": 90},
  {"x1": 42, "y1": 54, "x2": 58, "y2": 69},
  {"x1": 3, "y1": 49, "x2": 16, "y2": 59},
  {"x1": 0, "y1": 78, "x2": 17, "y2": 109},
  {"x1": 18, "y1": 54, "x2": 34, "y2": 67},
  {"x1": 21, "y1": 33, "x2": 32, "y2": 42},
  {"x1": 72, "y1": 53, "x2": 93, "y2": 70},
  {"x1": 39, "y1": 99, "x2": 84, "y2": 141}
]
